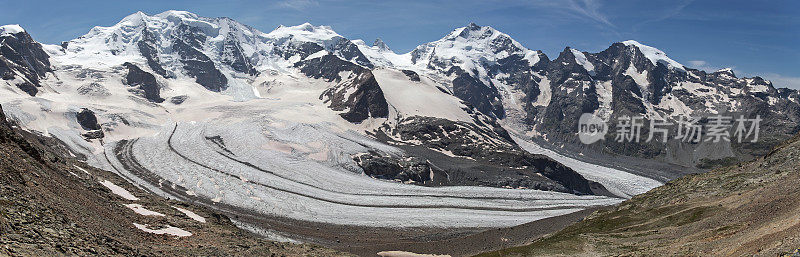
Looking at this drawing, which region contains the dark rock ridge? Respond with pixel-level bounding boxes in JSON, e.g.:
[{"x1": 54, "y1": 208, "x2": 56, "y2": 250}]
[
  {"x1": 535, "y1": 47, "x2": 601, "y2": 140},
  {"x1": 170, "y1": 95, "x2": 188, "y2": 105},
  {"x1": 136, "y1": 28, "x2": 169, "y2": 78},
  {"x1": 296, "y1": 54, "x2": 388, "y2": 123},
  {"x1": 450, "y1": 67, "x2": 506, "y2": 119},
  {"x1": 273, "y1": 41, "x2": 324, "y2": 61},
  {"x1": 75, "y1": 108, "x2": 104, "y2": 139},
  {"x1": 0, "y1": 27, "x2": 51, "y2": 96},
  {"x1": 122, "y1": 62, "x2": 164, "y2": 103},
  {"x1": 331, "y1": 38, "x2": 373, "y2": 69},
  {"x1": 76, "y1": 108, "x2": 100, "y2": 131},
  {"x1": 401, "y1": 70, "x2": 420, "y2": 81},
  {"x1": 372, "y1": 38, "x2": 390, "y2": 51},
  {"x1": 383, "y1": 116, "x2": 596, "y2": 195},
  {"x1": 494, "y1": 54, "x2": 543, "y2": 106},
  {"x1": 353, "y1": 153, "x2": 434, "y2": 183},
  {"x1": 219, "y1": 27, "x2": 258, "y2": 76},
  {"x1": 172, "y1": 24, "x2": 228, "y2": 92}
]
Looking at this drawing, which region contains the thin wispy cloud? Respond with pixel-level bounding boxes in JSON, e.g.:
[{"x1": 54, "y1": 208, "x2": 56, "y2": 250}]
[
  {"x1": 566, "y1": 0, "x2": 615, "y2": 28},
  {"x1": 763, "y1": 73, "x2": 800, "y2": 90},
  {"x1": 276, "y1": 0, "x2": 319, "y2": 10},
  {"x1": 632, "y1": 0, "x2": 694, "y2": 31},
  {"x1": 686, "y1": 60, "x2": 724, "y2": 72}
]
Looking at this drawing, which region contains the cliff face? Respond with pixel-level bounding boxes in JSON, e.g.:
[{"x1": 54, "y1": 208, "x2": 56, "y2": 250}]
[
  {"x1": 0, "y1": 104, "x2": 347, "y2": 256},
  {"x1": 478, "y1": 133, "x2": 800, "y2": 257},
  {"x1": 0, "y1": 26, "x2": 51, "y2": 96}
]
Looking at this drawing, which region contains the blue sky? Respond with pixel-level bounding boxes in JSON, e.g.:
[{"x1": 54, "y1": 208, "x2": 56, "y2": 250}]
[{"x1": 2, "y1": 0, "x2": 798, "y2": 88}]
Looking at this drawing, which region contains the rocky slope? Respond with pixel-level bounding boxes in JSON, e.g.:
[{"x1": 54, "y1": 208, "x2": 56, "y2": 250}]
[
  {"x1": 0, "y1": 104, "x2": 348, "y2": 256},
  {"x1": 477, "y1": 133, "x2": 800, "y2": 256}
]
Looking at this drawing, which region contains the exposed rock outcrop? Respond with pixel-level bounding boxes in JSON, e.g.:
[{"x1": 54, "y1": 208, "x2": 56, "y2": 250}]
[
  {"x1": 0, "y1": 26, "x2": 51, "y2": 96},
  {"x1": 122, "y1": 62, "x2": 164, "y2": 103},
  {"x1": 296, "y1": 54, "x2": 388, "y2": 123}
]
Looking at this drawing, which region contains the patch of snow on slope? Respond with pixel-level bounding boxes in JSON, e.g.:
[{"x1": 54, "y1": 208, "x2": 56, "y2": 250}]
[
  {"x1": 522, "y1": 50, "x2": 541, "y2": 67},
  {"x1": 657, "y1": 94, "x2": 693, "y2": 117},
  {"x1": 625, "y1": 65, "x2": 649, "y2": 88},
  {"x1": 173, "y1": 206, "x2": 206, "y2": 223},
  {"x1": 99, "y1": 180, "x2": 140, "y2": 201},
  {"x1": 622, "y1": 40, "x2": 685, "y2": 71},
  {"x1": 748, "y1": 82, "x2": 770, "y2": 93},
  {"x1": 625, "y1": 64, "x2": 650, "y2": 102},
  {"x1": 532, "y1": 73, "x2": 552, "y2": 107},
  {"x1": 570, "y1": 49, "x2": 595, "y2": 75},
  {"x1": 125, "y1": 204, "x2": 166, "y2": 216},
  {"x1": 594, "y1": 80, "x2": 613, "y2": 119},
  {"x1": 133, "y1": 223, "x2": 192, "y2": 237}
]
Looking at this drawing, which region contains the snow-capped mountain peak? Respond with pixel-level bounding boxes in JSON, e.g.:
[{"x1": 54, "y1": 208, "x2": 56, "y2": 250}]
[
  {"x1": 372, "y1": 38, "x2": 390, "y2": 51},
  {"x1": 621, "y1": 40, "x2": 685, "y2": 71},
  {"x1": 64, "y1": 11, "x2": 253, "y2": 63},
  {"x1": 0, "y1": 24, "x2": 25, "y2": 37},
  {"x1": 405, "y1": 22, "x2": 541, "y2": 85},
  {"x1": 265, "y1": 22, "x2": 374, "y2": 68},
  {"x1": 153, "y1": 10, "x2": 201, "y2": 20},
  {"x1": 265, "y1": 22, "x2": 340, "y2": 43},
  {"x1": 716, "y1": 67, "x2": 735, "y2": 74},
  {"x1": 412, "y1": 23, "x2": 532, "y2": 64}
]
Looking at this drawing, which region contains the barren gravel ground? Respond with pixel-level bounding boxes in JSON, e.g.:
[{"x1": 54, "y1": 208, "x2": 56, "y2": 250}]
[{"x1": 478, "y1": 134, "x2": 800, "y2": 256}]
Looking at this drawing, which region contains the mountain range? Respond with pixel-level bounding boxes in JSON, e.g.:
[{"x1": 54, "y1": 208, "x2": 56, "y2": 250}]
[{"x1": 1, "y1": 10, "x2": 798, "y2": 255}]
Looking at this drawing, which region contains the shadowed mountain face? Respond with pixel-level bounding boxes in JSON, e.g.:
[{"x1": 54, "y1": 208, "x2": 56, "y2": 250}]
[
  {"x1": 525, "y1": 43, "x2": 800, "y2": 170},
  {"x1": 478, "y1": 133, "x2": 800, "y2": 257},
  {"x1": 0, "y1": 26, "x2": 51, "y2": 96},
  {"x1": 0, "y1": 104, "x2": 348, "y2": 256}
]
